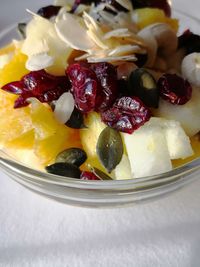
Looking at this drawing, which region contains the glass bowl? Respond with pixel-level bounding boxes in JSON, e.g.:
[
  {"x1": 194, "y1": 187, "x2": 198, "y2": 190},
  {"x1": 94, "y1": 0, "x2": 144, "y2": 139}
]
[{"x1": 0, "y1": 9, "x2": 200, "y2": 208}]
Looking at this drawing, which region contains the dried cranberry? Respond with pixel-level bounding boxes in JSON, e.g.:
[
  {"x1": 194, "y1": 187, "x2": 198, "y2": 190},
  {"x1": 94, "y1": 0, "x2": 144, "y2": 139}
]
[
  {"x1": 91, "y1": 62, "x2": 118, "y2": 112},
  {"x1": 158, "y1": 74, "x2": 192, "y2": 105},
  {"x1": 66, "y1": 62, "x2": 119, "y2": 113},
  {"x1": 131, "y1": 0, "x2": 171, "y2": 17},
  {"x1": 80, "y1": 171, "x2": 101, "y2": 180},
  {"x1": 178, "y1": 30, "x2": 200, "y2": 55},
  {"x1": 67, "y1": 63, "x2": 98, "y2": 113},
  {"x1": 101, "y1": 96, "x2": 151, "y2": 134},
  {"x1": 37, "y1": 5, "x2": 62, "y2": 19},
  {"x1": 2, "y1": 70, "x2": 70, "y2": 108}
]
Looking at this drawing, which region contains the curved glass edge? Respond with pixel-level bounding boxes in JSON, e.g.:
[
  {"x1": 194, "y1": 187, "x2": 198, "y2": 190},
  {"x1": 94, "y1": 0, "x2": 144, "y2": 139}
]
[{"x1": 0, "y1": 152, "x2": 200, "y2": 190}]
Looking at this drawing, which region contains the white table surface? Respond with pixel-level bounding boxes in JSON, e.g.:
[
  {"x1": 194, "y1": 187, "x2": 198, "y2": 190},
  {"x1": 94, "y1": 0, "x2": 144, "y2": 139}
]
[{"x1": 1, "y1": 1, "x2": 200, "y2": 267}]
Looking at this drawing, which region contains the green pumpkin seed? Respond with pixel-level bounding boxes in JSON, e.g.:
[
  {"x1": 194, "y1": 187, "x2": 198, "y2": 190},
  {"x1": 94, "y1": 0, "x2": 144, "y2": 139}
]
[
  {"x1": 92, "y1": 167, "x2": 113, "y2": 180},
  {"x1": 96, "y1": 127, "x2": 123, "y2": 173},
  {"x1": 128, "y1": 68, "x2": 159, "y2": 108},
  {"x1": 18, "y1": 23, "x2": 27, "y2": 39},
  {"x1": 66, "y1": 107, "x2": 86, "y2": 129},
  {"x1": 55, "y1": 148, "x2": 87, "y2": 167},
  {"x1": 46, "y1": 162, "x2": 81, "y2": 178}
]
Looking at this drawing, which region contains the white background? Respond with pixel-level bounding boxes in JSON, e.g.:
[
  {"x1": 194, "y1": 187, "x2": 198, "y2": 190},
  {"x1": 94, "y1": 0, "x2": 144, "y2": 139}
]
[{"x1": 1, "y1": 1, "x2": 200, "y2": 266}]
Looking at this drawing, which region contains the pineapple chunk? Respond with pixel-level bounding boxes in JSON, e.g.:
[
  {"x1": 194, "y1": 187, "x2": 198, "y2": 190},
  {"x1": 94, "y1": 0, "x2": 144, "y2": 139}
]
[
  {"x1": 134, "y1": 8, "x2": 179, "y2": 32},
  {"x1": 80, "y1": 112, "x2": 107, "y2": 172}
]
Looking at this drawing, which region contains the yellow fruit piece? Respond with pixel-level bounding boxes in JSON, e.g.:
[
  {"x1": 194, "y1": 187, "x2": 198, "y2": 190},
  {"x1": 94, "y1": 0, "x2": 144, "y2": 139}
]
[
  {"x1": 30, "y1": 99, "x2": 81, "y2": 164},
  {"x1": 135, "y1": 8, "x2": 179, "y2": 32},
  {"x1": 0, "y1": 50, "x2": 28, "y2": 87},
  {"x1": 173, "y1": 136, "x2": 200, "y2": 168},
  {"x1": 0, "y1": 91, "x2": 34, "y2": 148},
  {"x1": 80, "y1": 112, "x2": 109, "y2": 173},
  {"x1": 7, "y1": 130, "x2": 35, "y2": 149}
]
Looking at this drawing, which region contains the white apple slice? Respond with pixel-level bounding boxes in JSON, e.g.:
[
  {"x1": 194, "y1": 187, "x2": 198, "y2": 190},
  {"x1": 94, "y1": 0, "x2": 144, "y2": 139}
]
[
  {"x1": 114, "y1": 154, "x2": 132, "y2": 180},
  {"x1": 122, "y1": 123, "x2": 172, "y2": 178},
  {"x1": 154, "y1": 87, "x2": 200, "y2": 137},
  {"x1": 148, "y1": 118, "x2": 193, "y2": 159}
]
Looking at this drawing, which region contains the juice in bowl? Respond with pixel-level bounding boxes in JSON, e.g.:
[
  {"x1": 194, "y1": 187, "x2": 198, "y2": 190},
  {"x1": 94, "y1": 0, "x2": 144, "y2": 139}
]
[{"x1": 1, "y1": 0, "x2": 200, "y2": 206}]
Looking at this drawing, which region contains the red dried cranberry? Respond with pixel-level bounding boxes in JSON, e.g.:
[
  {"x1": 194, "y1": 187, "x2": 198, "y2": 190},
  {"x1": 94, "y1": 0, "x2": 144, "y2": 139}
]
[
  {"x1": 37, "y1": 5, "x2": 61, "y2": 19},
  {"x1": 2, "y1": 70, "x2": 70, "y2": 108},
  {"x1": 91, "y1": 62, "x2": 118, "y2": 112},
  {"x1": 80, "y1": 171, "x2": 101, "y2": 180},
  {"x1": 66, "y1": 62, "x2": 119, "y2": 113},
  {"x1": 67, "y1": 63, "x2": 98, "y2": 113},
  {"x1": 131, "y1": 0, "x2": 171, "y2": 17},
  {"x1": 158, "y1": 74, "x2": 192, "y2": 105},
  {"x1": 178, "y1": 30, "x2": 200, "y2": 55},
  {"x1": 101, "y1": 96, "x2": 151, "y2": 134}
]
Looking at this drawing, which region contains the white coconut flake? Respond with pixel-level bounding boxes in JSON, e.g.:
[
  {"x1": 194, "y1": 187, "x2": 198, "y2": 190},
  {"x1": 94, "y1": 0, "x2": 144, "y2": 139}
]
[
  {"x1": 26, "y1": 53, "x2": 54, "y2": 71},
  {"x1": 54, "y1": 92, "x2": 75, "y2": 124},
  {"x1": 55, "y1": 13, "x2": 95, "y2": 51}
]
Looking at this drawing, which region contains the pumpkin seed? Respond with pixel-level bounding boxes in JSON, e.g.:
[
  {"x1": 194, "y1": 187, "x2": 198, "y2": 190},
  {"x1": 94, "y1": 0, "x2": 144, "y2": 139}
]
[
  {"x1": 92, "y1": 167, "x2": 113, "y2": 180},
  {"x1": 55, "y1": 148, "x2": 87, "y2": 167},
  {"x1": 18, "y1": 23, "x2": 27, "y2": 39},
  {"x1": 96, "y1": 127, "x2": 123, "y2": 173},
  {"x1": 128, "y1": 68, "x2": 159, "y2": 108},
  {"x1": 46, "y1": 162, "x2": 81, "y2": 178},
  {"x1": 66, "y1": 107, "x2": 86, "y2": 129}
]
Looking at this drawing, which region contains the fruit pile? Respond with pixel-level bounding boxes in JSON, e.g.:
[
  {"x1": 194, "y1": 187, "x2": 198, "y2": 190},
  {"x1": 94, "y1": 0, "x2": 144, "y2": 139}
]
[{"x1": 1, "y1": 0, "x2": 200, "y2": 179}]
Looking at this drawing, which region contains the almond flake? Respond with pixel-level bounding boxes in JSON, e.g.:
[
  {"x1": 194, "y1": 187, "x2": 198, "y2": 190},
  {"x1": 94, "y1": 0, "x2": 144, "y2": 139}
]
[
  {"x1": 103, "y1": 28, "x2": 131, "y2": 39},
  {"x1": 108, "y1": 45, "x2": 142, "y2": 56},
  {"x1": 55, "y1": 13, "x2": 95, "y2": 51},
  {"x1": 87, "y1": 54, "x2": 137, "y2": 63},
  {"x1": 26, "y1": 53, "x2": 54, "y2": 71},
  {"x1": 54, "y1": 92, "x2": 75, "y2": 124}
]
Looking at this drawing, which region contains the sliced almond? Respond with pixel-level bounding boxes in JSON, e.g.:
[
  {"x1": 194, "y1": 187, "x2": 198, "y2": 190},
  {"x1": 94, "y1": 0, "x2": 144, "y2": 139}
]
[
  {"x1": 108, "y1": 45, "x2": 142, "y2": 56},
  {"x1": 26, "y1": 53, "x2": 54, "y2": 71},
  {"x1": 87, "y1": 54, "x2": 137, "y2": 63},
  {"x1": 55, "y1": 13, "x2": 95, "y2": 51},
  {"x1": 54, "y1": 92, "x2": 75, "y2": 124},
  {"x1": 103, "y1": 28, "x2": 131, "y2": 39}
]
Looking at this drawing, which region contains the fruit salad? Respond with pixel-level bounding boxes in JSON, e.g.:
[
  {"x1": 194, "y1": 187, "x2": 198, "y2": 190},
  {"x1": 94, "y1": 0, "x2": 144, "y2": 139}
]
[{"x1": 1, "y1": 0, "x2": 200, "y2": 180}]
